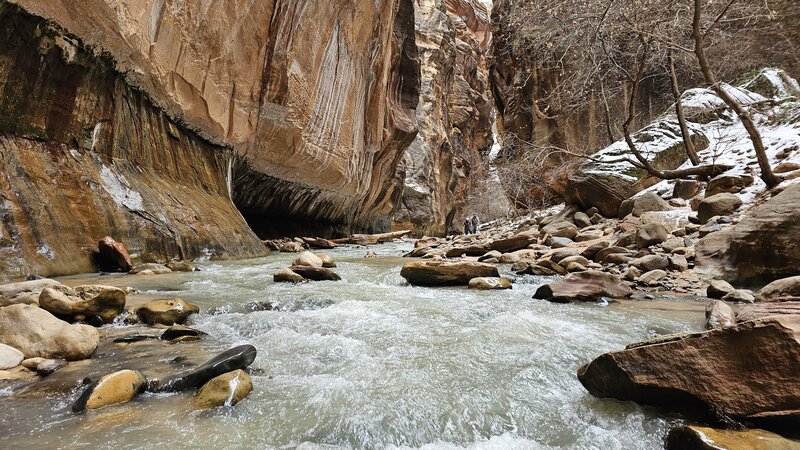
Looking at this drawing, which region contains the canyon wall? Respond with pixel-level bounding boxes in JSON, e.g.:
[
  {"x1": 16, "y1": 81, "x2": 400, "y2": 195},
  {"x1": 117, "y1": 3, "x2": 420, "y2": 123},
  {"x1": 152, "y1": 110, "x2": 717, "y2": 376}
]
[
  {"x1": 392, "y1": 0, "x2": 493, "y2": 235},
  {"x1": 0, "y1": 0, "x2": 420, "y2": 280}
]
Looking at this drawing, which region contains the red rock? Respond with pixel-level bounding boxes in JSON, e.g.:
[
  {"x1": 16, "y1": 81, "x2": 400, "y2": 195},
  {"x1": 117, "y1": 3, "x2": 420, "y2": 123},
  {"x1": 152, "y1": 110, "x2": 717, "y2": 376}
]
[
  {"x1": 97, "y1": 237, "x2": 132, "y2": 273},
  {"x1": 533, "y1": 270, "x2": 633, "y2": 303}
]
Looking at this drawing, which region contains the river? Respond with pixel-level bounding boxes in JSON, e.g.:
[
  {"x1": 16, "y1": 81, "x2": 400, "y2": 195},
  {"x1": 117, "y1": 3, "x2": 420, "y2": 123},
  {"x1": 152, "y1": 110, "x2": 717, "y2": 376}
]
[{"x1": 0, "y1": 242, "x2": 704, "y2": 449}]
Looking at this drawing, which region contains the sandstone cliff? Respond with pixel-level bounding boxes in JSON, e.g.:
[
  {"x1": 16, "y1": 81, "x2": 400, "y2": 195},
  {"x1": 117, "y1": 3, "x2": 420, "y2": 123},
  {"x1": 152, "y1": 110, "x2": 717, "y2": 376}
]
[
  {"x1": 392, "y1": 0, "x2": 493, "y2": 235},
  {"x1": 0, "y1": 0, "x2": 420, "y2": 279}
]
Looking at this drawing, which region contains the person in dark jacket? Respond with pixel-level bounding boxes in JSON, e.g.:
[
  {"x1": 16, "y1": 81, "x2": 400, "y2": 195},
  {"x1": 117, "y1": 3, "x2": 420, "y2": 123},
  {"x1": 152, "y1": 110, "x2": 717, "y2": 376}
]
[
  {"x1": 471, "y1": 214, "x2": 479, "y2": 233},
  {"x1": 464, "y1": 218, "x2": 472, "y2": 235}
]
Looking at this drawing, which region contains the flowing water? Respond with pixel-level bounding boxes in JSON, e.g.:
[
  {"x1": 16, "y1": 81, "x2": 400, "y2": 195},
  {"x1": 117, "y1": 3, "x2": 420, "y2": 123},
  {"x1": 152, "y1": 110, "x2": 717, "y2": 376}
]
[{"x1": 0, "y1": 243, "x2": 705, "y2": 449}]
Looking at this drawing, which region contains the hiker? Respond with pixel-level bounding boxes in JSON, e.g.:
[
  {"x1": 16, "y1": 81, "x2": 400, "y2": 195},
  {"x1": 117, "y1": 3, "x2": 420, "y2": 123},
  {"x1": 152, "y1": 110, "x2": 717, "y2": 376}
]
[
  {"x1": 471, "y1": 214, "x2": 479, "y2": 234},
  {"x1": 463, "y1": 218, "x2": 472, "y2": 235}
]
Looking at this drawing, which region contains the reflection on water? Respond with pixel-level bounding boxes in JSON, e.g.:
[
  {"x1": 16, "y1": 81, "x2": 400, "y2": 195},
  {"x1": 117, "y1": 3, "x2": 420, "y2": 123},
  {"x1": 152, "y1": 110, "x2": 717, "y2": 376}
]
[{"x1": 0, "y1": 243, "x2": 703, "y2": 449}]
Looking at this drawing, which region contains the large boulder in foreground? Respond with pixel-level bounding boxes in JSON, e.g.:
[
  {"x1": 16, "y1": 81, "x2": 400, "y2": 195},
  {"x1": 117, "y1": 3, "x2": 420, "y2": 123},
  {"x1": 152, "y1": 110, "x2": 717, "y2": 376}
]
[
  {"x1": 696, "y1": 184, "x2": 800, "y2": 283},
  {"x1": 0, "y1": 304, "x2": 99, "y2": 360},
  {"x1": 39, "y1": 285, "x2": 126, "y2": 323},
  {"x1": 697, "y1": 193, "x2": 742, "y2": 223},
  {"x1": 757, "y1": 276, "x2": 800, "y2": 302},
  {"x1": 400, "y1": 261, "x2": 500, "y2": 286},
  {"x1": 578, "y1": 315, "x2": 800, "y2": 427},
  {"x1": 533, "y1": 271, "x2": 633, "y2": 303},
  {"x1": 151, "y1": 345, "x2": 257, "y2": 393},
  {"x1": 73, "y1": 369, "x2": 147, "y2": 412},
  {"x1": 665, "y1": 425, "x2": 800, "y2": 450}
]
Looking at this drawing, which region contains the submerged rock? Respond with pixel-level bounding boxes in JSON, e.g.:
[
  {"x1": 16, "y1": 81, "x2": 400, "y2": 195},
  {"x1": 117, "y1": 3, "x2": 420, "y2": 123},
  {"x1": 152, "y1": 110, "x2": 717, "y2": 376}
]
[
  {"x1": 150, "y1": 344, "x2": 257, "y2": 392},
  {"x1": 0, "y1": 304, "x2": 98, "y2": 360},
  {"x1": 468, "y1": 277, "x2": 512, "y2": 290},
  {"x1": 135, "y1": 299, "x2": 200, "y2": 325},
  {"x1": 35, "y1": 358, "x2": 68, "y2": 376},
  {"x1": 97, "y1": 237, "x2": 132, "y2": 272},
  {"x1": 38, "y1": 285, "x2": 126, "y2": 323},
  {"x1": 400, "y1": 261, "x2": 499, "y2": 286},
  {"x1": 578, "y1": 315, "x2": 800, "y2": 427},
  {"x1": 0, "y1": 343, "x2": 24, "y2": 369},
  {"x1": 273, "y1": 268, "x2": 306, "y2": 283},
  {"x1": 73, "y1": 369, "x2": 147, "y2": 412},
  {"x1": 194, "y1": 369, "x2": 253, "y2": 408},
  {"x1": 665, "y1": 425, "x2": 800, "y2": 450},
  {"x1": 533, "y1": 271, "x2": 633, "y2": 303},
  {"x1": 289, "y1": 266, "x2": 342, "y2": 281},
  {"x1": 166, "y1": 261, "x2": 196, "y2": 272},
  {"x1": 161, "y1": 326, "x2": 207, "y2": 341},
  {"x1": 0, "y1": 279, "x2": 63, "y2": 307}
]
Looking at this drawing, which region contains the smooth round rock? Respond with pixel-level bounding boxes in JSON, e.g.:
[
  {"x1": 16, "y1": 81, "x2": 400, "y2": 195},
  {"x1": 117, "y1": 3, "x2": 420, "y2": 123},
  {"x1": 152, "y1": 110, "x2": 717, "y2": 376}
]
[
  {"x1": 194, "y1": 369, "x2": 253, "y2": 408},
  {"x1": 0, "y1": 343, "x2": 24, "y2": 370},
  {"x1": 74, "y1": 369, "x2": 147, "y2": 411}
]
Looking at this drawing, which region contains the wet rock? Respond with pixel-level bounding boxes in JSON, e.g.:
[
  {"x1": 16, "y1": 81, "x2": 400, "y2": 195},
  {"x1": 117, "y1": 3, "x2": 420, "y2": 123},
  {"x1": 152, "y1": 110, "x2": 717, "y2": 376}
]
[
  {"x1": 97, "y1": 236, "x2": 132, "y2": 272},
  {"x1": 630, "y1": 255, "x2": 669, "y2": 272},
  {"x1": 289, "y1": 266, "x2": 342, "y2": 281},
  {"x1": 130, "y1": 263, "x2": 172, "y2": 274},
  {"x1": 757, "y1": 276, "x2": 800, "y2": 302},
  {"x1": 0, "y1": 278, "x2": 63, "y2": 307},
  {"x1": 445, "y1": 245, "x2": 489, "y2": 258},
  {"x1": 150, "y1": 344, "x2": 257, "y2": 393},
  {"x1": 21, "y1": 357, "x2": 45, "y2": 370},
  {"x1": 113, "y1": 335, "x2": 158, "y2": 343},
  {"x1": 318, "y1": 254, "x2": 337, "y2": 268},
  {"x1": 161, "y1": 326, "x2": 207, "y2": 341},
  {"x1": 293, "y1": 251, "x2": 324, "y2": 267},
  {"x1": 577, "y1": 315, "x2": 800, "y2": 426},
  {"x1": 737, "y1": 302, "x2": 800, "y2": 322},
  {"x1": 194, "y1": 369, "x2": 253, "y2": 408},
  {"x1": 697, "y1": 193, "x2": 742, "y2": 223},
  {"x1": 619, "y1": 192, "x2": 671, "y2": 218},
  {"x1": 365, "y1": 251, "x2": 378, "y2": 258},
  {"x1": 274, "y1": 268, "x2": 305, "y2": 283},
  {"x1": 468, "y1": 277, "x2": 512, "y2": 290},
  {"x1": 301, "y1": 237, "x2": 337, "y2": 249},
  {"x1": 665, "y1": 425, "x2": 800, "y2": 450},
  {"x1": 638, "y1": 270, "x2": 667, "y2": 285},
  {"x1": 0, "y1": 304, "x2": 98, "y2": 360},
  {"x1": 135, "y1": 299, "x2": 200, "y2": 325},
  {"x1": 73, "y1": 369, "x2": 147, "y2": 412},
  {"x1": 0, "y1": 343, "x2": 24, "y2": 369},
  {"x1": 706, "y1": 173, "x2": 754, "y2": 197},
  {"x1": 707, "y1": 280, "x2": 736, "y2": 299},
  {"x1": 36, "y1": 358, "x2": 68, "y2": 376},
  {"x1": 38, "y1": 285, "x2": 126, "y2": 323},
  {"x1": 489, "y1": 231, "x2": 538, "y2": 253},
  {"x1": 705, "y1": 300, "x2": 735, "y2": 330},
  {"x1": 672, "y1": 180, "x2": 701, "y2": 199},
  {"x1": 279, "y1": 242, "x2": 304, "y2": 253},
  {"x1": 541, "y1": 221, "x2": 578, "y2": 239},
  {"x1": 721, "y1": 289, "x2": 756, "y2": 304},
  {"x1": 400, "y1": 261, "x2": 499, "y2": 286},
  {"x1": 636, "y1": 223, "x2": 668, "y2": 249},
  {"x1": 533, "y1": 270, "x2": 633, "y2": 303},
  {"x1": 166, "y1": 261, "x2": 196, "y2": 272}
]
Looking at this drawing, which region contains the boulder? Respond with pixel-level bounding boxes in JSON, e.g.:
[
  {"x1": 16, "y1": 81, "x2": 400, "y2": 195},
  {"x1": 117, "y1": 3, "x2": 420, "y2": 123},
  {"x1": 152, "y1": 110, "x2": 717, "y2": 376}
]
[
  {"x1": 489, "y1": 231, "x2": 538, "y2": 253},
  {"x1": 581, "y1": 241, "x2": 610, "y2": 260},
  {"x1": 194, "y1": 369, "x2": 253, "y2": 408},
  {"x1": 619, "y1": 192, "x2": 671, "y2": 218},
  {"x1": 161, "y1": 325, "x2": 206, "y2": 341},
  {"x1": 498, "y1": 253, "x2": 519, "y2": 264},
  {"x1": 638, "y1": 270, "x2": 667, "y2": 285},
  {"x1": 757, "y1": 276, "x2": 800, "y2": 302},
  {"x1": 150, "y1": 345, "x2": 257, "y2": 392},
  {"x1": 73, "y1": 369, "x2": 146, "y2": 411},
  {"x1": 0, "y1": 304, "x2": 98, "y2": 360},
  {"x1": 97, "y1": 236, "x2": 132, "y2": 272},
  {"x1": 273, "y1": 268, "x2": 305, "y2": 283},
  {"x1": 705, "y1": 300, "x2": 735, "y2": 330},
  {"x1": 593, "y1": 246, "x2": 629, "y2": 263},
  {"x1": 575, "y1": 230, "x2": 604, "y2": 242},
  {"x1": 400, "y1": 261, "x2": 500, "y2": 286},
  {"x1": 722, "y1": 289, "x2": 756, "y2": 304},
  {"x1": 279, "y1": 242, "x2": 304, "y2": 253},
  {"x1": 166, "y1": 261, "x2": 196, "y2": 272},
  {"x1": 135, "y1": 299, "x2": 200, "y2": 325},
  {"x1": 478, "y1": 250, "x2": 502, "y2": 262},
  {"x1": 559, "y1": 255, "x2": 590, "y2": 268},
  {"x1": 36, "y1": 358, "x2": 68, "y2": 376},
  {"x1": 697, "y1": 193, "x2": 742, "y2": 223},
  {"x1": 668, "y1": 255, "x2": 689, "y2": 272},
  {"x1": 737, "y1": 302, "x2": 800, "y2": 322},
  {"x1": 549, "y1": 237, "x2": 573, "y2": 248},
  {"x1": 636, "y1": 223, "x2": 669, "y2": 248},
  {"x1": 707, "y1": 280, "x2": 736, "y2": 299},
  {"x1": 672, "y1": 180, "x2": 701, "y2": 199},
  {"x1": 318, "y1": 254, "x2": 336, "y2": 268},
  {"x1": 289, "y1": 266, "x2": 342, "y2": 281},
  {"x1": 130, "y1": 263, "x2": 172, "y2": 274},
  {"x1": 622, "y1": 266, "x2": 641, "y2": 281},
  {"x1": 696, "y1": 184, "x2": 800, "y2": 283},
  {"x1": 38, "y1": 285, "x2": 126, "y2": 323},
  {"x1": 577, "y1": 315, "x2": 800, "y2": 426},
  {"x1": 301, "y1": 237, "x2": 337, "y2": 249},
  {"x1": 630, "y1": 255, "x2": 669, "y2": 272},
  {"x1": 0, "y1": 343, "x2": 24, "y2": 369},
  {"x1": 468, "y1": 277, "x2": 512, "y2": 290},
  {"x1": 533, "y1": 271, "x2": 633, "y2": 303},
  {"x1": 573, "y1": 212, "x2": 592, "y2": 228},
  {"x1": 665, "y1": 425, "x2": 800, "y2": 450},
  {"x1": 706, "y1": 173, "x2": 754, "y2": 197},
  {"x1": 541, "y1": 221, "x2": 579, "y2": 239},
  {"x1": 293, "y1": 251, "x2": 324, "y2": 267},
  {"x1": 533, "y1": 259, "x2": 567, "y2": 275},
  {"x1": 445, "y1": 245, "x2": 489, "y2": 258},
  {"x1": 0, "y1": 278, "x2": 64, "y2": 307}
]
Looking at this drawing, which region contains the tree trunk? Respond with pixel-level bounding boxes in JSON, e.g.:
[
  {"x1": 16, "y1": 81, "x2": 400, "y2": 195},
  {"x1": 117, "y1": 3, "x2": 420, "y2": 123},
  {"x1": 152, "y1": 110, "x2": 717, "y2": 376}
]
[
  {"x1": 668, "y1": 50, "x2": 700, "y2": 166},
  {"x1": 691, "y1": 0, "x2": 781, "y2": 188}
]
